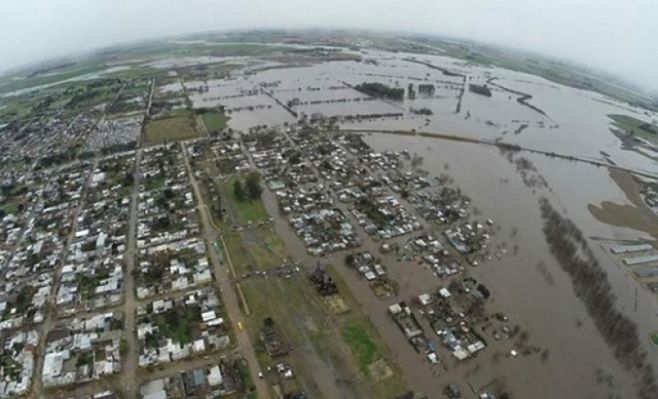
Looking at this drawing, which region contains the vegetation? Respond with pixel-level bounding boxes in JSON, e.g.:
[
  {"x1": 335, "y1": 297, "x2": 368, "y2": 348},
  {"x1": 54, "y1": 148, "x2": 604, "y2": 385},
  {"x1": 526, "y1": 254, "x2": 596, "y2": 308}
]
[
  {"x1": 609, "y1": 114, "x2": 658, "y2": 145},
  {"x1": 245, "y1": 171, "x2": 263, "y2": 200},
  {"x1": 650, "y1": 333, "x2": 658, "y2": 347},
  {"x1": 0, "y1": 202, "x2": 18, "y2": 216},
  {"x1": 540, "y1": 197, "x2": 657, "y2": 398},
  {"x1": 210, "y1": 160, "x2": 408, "y2": 398},
  {"x1": 469, "y1": 83, "x2": 492, "y2": 97},
  {"x1": 147, "y1": 305, "x2": 201, "y2": 346},
  {"x1": 77, "y1": 273, "x2": 104, "y2": 300},
  {"x1": 413, "y1": 36, "x2": 658, "y2": 111},
  {"x1": 354, "y1": 82, "x2": 404, "y2": 101},
  {"x1": 144, "y1": 110, "x2": 200, "y2": 145},
  {"x1": 224, "y1": 175, "x2": 268, "y2": 223},
  {"x1": 1, "y1": 356, "x2": 23, "y2": 380},
  {"x1": 342, "y1": 323, "x2": 378, "y2": 374},
  {"x1": 0, "y1": 63, "x2": 109, "y2": 94},
  {"x1": 198, "y1": 109, "x2": 229, "y2": 133},
  {"x1": 233, "y1": 179, "x2": 246, "y2": 201}
]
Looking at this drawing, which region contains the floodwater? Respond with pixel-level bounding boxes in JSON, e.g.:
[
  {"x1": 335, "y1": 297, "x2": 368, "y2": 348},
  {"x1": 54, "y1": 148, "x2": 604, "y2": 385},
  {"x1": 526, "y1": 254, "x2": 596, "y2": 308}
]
[
  {"x1": 185, "y1": 49, "x2": 657, "y2": 171},
  {"x1": 194, "y1": 48, "x2": 658, "y2": 397},
  {"x1": 363, "y1": 134, "x2": 658, "y2": 398}
]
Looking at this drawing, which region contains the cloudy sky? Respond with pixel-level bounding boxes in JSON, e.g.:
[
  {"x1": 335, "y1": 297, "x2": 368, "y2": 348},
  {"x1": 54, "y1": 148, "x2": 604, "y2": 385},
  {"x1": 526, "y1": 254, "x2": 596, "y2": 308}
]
[{"x1": 1, "y1": 0, "x2": 656, "y2": 90}]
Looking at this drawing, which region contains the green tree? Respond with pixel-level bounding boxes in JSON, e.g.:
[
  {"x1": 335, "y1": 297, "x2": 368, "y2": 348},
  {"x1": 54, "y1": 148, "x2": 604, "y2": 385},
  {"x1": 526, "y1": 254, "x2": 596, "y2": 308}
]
[
  {"x1": 119, "y1": 338, "x2": 129, "y2": 355},
  {"x1": 233, "y1": 179, "x2": 246, "y2": 201},
  {"x1": 245, "y1": 171, "x2": 263, "y2": 200}
]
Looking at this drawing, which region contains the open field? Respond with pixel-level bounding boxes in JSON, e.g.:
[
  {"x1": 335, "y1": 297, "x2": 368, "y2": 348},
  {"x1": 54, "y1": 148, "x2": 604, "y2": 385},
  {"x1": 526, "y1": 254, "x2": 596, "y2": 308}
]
[
  {"x1": 201, "y1": 110, "x2": 229, "y2": 132},
  {"x1": 609, "y1": 114, "x2": 658, "y2": 145},
  {"x1": 0, "y1": 63, "x2": 108, "y2": 94},
  {"x1": 192, "y1": 147, "x2": 409, "y2": 398},
  {"x1": 143, "y1": 111, "x2": 200, "y2": 145},
  {"x1": 3, "y1": 28, "x2": 658, "y2": 399},
  {"x1": 221, "y1": 176, "x2": 270, "y2": 224},
  {"x1": 0, "y1": 201, "x2": 18, "y2": 215}
]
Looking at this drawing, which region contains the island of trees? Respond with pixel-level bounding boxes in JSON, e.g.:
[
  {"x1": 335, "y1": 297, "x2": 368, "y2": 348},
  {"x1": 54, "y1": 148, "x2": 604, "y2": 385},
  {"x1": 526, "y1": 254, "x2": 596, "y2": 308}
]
[
  {"x1": 354, "y1": 82, "x2": 404, "y2": 101},
  {"x1": 468, "y1": 84, "x2": 492, "y2": 97}
]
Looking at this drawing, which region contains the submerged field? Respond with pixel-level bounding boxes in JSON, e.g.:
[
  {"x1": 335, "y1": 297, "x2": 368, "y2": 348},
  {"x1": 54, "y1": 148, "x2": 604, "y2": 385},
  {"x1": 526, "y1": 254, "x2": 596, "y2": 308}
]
[
  {"x1": 192, "y1": 152, "x2": 409, "y2": 398},
  {"x1": 2, "y1": 30, "x2": 658, "y2": 399}
]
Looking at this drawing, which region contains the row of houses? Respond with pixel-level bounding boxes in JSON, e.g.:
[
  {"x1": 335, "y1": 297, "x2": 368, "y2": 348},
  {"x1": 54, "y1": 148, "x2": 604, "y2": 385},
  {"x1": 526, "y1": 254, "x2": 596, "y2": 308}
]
[
  {"x1": 42, "y1": 312, "x2": 123, "y2": 387},
  {"x1": 136, "y1": 287, "x2": 230, "y2": 367}
]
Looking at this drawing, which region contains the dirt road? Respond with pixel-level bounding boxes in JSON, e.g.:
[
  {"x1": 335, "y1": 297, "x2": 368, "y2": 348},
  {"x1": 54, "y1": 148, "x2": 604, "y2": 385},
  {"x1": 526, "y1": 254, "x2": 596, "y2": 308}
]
[
  {"x1": 181, "y1": 142, "x2": 272, "y2": 399},
  {"x1": 117, "y1": 148, "x2": 142, "y2": 397}
]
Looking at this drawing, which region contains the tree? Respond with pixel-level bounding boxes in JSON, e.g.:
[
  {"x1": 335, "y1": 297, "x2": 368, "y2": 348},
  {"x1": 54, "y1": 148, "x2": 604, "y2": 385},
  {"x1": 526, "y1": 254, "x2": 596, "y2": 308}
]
[
  {"x1": 233, "y1": 179, "x2": 246, "y2": 201},
  {"x1": 245, "y1": 171, "x2": 263, "y2": 200}
]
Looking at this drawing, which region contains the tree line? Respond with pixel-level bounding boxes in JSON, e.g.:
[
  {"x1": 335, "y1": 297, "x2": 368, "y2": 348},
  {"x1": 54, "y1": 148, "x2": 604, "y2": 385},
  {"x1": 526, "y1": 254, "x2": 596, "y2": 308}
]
[
  {"x1": 539, "y1": 197, "x2": 657, "y2": 398},
  {"x1": 233, "y1": 171, "x2": 263, "y2": 202}
]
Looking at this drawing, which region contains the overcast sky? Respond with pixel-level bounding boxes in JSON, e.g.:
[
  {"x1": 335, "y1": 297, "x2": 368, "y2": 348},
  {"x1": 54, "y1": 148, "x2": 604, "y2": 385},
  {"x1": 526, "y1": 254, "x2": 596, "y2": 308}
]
[{"x1": 1, "y1": 0, "x2": 656, "y2": 91}]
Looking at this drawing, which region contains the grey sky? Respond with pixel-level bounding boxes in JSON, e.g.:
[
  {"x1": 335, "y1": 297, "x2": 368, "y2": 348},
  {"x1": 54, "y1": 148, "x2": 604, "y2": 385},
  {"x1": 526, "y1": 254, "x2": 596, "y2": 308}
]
[{"x1": 1, "y1": 0, "x2": 656, "y2": 91}]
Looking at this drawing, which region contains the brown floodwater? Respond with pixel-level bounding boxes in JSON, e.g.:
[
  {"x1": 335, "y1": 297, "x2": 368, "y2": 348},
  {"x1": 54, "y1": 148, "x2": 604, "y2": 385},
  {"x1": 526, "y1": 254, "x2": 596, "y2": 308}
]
[
  {"x1": 196, "y1": 48, "x2": 658, "y2": 397},
  {"x1": 363, "y1": 133, "x2": 658, "y2": 398}
]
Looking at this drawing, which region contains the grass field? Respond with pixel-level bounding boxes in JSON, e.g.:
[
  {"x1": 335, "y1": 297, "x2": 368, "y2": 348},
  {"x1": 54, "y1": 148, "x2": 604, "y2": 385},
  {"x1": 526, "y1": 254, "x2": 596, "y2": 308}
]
[
  {"x1": 342, "y1": 323, "x2": 378, "y2": 374},
  {"x1": 0, "y1": 202, "x2": 18, "y2": 215},
  {"x1": 144, "y1": 175, "x2": 166, "y2": 191},
  {"x1": 609, "y1": 114, "x2": 658, "y2": 145},
  {"x1": 650, "y1": 332, "x2": 658, "y2": 346},
  {"x1": 191, "y1": 145, "x2": 408, "y2": 398},
  {"x1": 201, "y1": 111, "x2": 229, "y2": 132},
  {"x1": 221, "y1": 176, "x2": 270, "y2": 224},
  {"x1": 143, "y1": 111, "x2": 200, "y2": 145},
  {"x1": 324, "y1": 265, "x2": 408, "y2": 395},
  {"x1": 0, "y1": 63, "x2": 108, "y2": 94}
]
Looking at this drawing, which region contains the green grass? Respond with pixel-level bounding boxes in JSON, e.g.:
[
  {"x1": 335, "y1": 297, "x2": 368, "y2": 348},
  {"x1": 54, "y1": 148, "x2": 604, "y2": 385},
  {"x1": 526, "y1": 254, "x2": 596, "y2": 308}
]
[
  {"x1": 222, "y1": 229, "x2": 253, "y2": 275},
  {"x1": 650, "y1": 333, "x2": 658, "y2": 346},
  {"x1": 145, "y1": 175, "x2": 166, "y2": 191},
  {"x1": 201, "y1": 111, "x2": 229, "y2": 132},
  {"x1": 609, "y1": 114, "x2": 658, "y2": 145},
  {"x1": 144, "y1": 111, "x2": 200, "y2": 145},
  {"x1": 325, "y1": 265, "x2": 408, "y2": 397},
  {"x1": 222, "y1": 176, "x2": 269, "y2": 224},
  {"x1": 150, "y1": 307, "x2": 200, "y2": 346},
  {"x1": 0, "y1": 202, "x2": 18, "y2": 215},
  {"x1": 342, "y1": 323, "x2": 378, "y2": 374},
  {"x1": 0, "y1": 63, "x2": 108, "y2": 94},
  {"x1": 192, "y1": 146, "x2": 408, "y2": 398}
]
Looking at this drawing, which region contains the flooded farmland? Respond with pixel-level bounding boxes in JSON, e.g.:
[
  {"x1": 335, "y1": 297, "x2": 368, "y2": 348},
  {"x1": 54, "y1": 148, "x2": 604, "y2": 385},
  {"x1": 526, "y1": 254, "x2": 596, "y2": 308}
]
[
  {"x1": 184, "y1": 47, "x2": 658, "y2": 398},
  {"x1": 4, "y1": 35, "x2": 657, "y2": 398}
]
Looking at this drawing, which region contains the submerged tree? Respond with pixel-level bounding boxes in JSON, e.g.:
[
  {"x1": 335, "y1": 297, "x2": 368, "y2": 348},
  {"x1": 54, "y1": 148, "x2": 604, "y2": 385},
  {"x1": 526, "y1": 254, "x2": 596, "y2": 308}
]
[
  {"x1": 233, "y1": 179, "x2": 245, "y2": 201},
  {"x1": 245, "y1": 171, "x2": 263, "y2": 200}
]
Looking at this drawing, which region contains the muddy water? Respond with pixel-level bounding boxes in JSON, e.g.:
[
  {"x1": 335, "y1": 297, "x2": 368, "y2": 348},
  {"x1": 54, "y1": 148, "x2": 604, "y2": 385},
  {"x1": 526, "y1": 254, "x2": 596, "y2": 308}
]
[
  {"x1": 258, "y1": 187, "x2": 450, "y2": 398},
  {"x1": 362, "y1": 133, "x2": 658, "y2": 397},
  {"x1": 256, "y1": 131, "x2": 657, "y2": 397},
  {"x1": 198, "y1": 48, "x2": 658, "y2": 396},
  {"x1": 200, "y1": 50, "x2": 657, "y2": 174}
]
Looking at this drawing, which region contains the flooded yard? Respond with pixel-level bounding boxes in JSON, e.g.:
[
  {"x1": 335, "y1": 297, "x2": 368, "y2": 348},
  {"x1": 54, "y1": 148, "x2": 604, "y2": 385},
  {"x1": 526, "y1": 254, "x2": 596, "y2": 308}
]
[{"x1": 181, "y1": 46, "x2": 658, "y2": 398}]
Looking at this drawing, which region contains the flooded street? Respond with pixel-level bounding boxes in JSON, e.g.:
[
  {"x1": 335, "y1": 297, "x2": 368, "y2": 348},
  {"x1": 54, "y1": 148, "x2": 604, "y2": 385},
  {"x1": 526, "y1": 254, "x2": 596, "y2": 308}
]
[
  {"x1": 364, "y1": 133, "x2": 658, "y2": 397},
  {"x1": 4, "y1": 22, "x2": 658, "y2": 399},
  {"x1": 187, "y1": 47, "x2": 658, "y2": 397}
]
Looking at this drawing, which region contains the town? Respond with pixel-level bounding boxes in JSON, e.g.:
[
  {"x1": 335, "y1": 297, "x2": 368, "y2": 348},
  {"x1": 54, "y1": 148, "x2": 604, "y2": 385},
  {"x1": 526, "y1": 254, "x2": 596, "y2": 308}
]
[{"x1": 2, "y1": 29, "x2": 657, "y2": 399}]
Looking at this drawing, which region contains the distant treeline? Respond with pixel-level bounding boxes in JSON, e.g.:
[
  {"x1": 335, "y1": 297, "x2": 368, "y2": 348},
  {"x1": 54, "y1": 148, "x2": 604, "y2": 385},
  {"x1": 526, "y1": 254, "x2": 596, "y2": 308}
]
[
  {"x1": 468, "y1": 84, "x2": 492, "y2": 97},
  {"x1": 354, "y1": 82, "x2": 404, "y2": 101},
  {"x1": 639, "y1": 123, "x2": 657, "y2": 134},
  {"x1": 539, "y1": 197, "x2": 657, "y2": 398}
]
